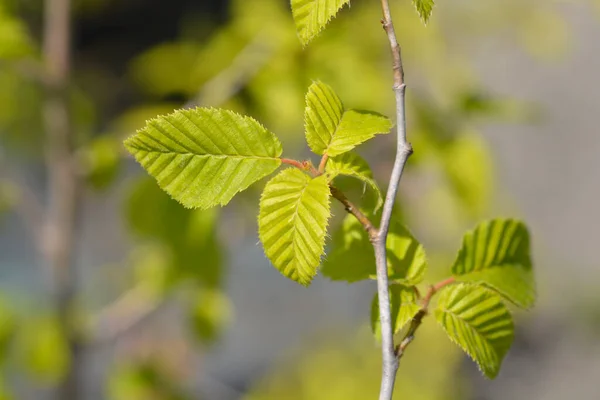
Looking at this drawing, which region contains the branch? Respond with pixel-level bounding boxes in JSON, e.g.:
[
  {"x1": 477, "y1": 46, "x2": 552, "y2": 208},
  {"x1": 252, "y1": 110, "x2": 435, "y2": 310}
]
[
  {"x1": 329, "y1": 186, "x2": 377, "y2": 238},
  {"x1": 396, "y1": 277, "x2": 455, "y2": 358},
  {"x1": 318, "y1": 154, "x2": 329, "y2": 173},
  {"x1": 89, "y1": 282, "x2": 163, "y2": 345},
  {"x1": 374, "y1": 1, "x2": 413, "y2": 399},
  {"x1": 43, "y1": 0, "x2": 82, "y2": 398},
  {"x1": 281, "y1": 158, "x2": 309, "y2": 171}
]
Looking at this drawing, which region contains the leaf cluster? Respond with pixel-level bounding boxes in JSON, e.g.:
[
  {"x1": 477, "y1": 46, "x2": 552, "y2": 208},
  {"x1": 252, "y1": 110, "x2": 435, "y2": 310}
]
[
  {"x1": 123, "y1": 0, "x2": 538, "y2": 382},
  {"x1": 125, "y1": 81, "x2": 391, "y2": 286}
]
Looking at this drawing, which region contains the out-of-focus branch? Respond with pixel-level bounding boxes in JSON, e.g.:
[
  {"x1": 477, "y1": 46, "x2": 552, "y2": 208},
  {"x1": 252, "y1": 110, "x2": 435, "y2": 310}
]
[
  {"x1": 89, "y1": 282, "x2": 162, "y2": 345},
  {"x1": 185, "y1": 30, "x2": 275, "y2": 108},
  {"x1": 374, "y1": 1, "x2": 412, "y2": 399},
  {"x1": 43, "y1": 0, "x2": 81, "y2": 398}
]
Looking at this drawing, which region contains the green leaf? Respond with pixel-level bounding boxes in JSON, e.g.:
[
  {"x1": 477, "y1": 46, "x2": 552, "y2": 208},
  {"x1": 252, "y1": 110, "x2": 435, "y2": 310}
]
[
  {"x1": 371, "y1": 285, "x2": 420, "y2": 340},
  {"x1": 452, "y1": 219, "x2": 535, "y2": 308},
  {"x1": 305, "y1": 82, "x2": 392, "y2": 157},
  {"x1": 412, "y1": 0, "x2": 435, "y2": 24},
  {"x1": 124, "y1": 108, "x2": 283, "y2": 209},
  {"x1": 321, "y1": 215, "x2": 426, "y2": 285},
  {"x1": 435, "y1": 283, "x2": 514, "y2": 379},
  {"x1": 258, "y1": 168, "x2": 331, "y2": 286},
  {"x1": 291, "y1": 0, "x2": 351, "y2": 46},
  {"x1": 326, "y1": 152, "x2": 383, "y2": 211}
]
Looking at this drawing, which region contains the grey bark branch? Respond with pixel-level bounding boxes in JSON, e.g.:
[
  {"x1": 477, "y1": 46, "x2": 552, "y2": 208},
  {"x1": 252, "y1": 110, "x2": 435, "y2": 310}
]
[
  {"x1": 374, "y1": 1, "x2": 413, "y2": 399},
  {"x1": 43, "y1": 0, "x2": 81, "y2": 398}
]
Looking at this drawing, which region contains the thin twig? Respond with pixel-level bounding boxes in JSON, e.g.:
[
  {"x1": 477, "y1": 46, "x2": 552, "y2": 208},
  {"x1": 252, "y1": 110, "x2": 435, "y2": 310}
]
[
  {"x1": 281, "y1": 158, "x2": 308, "y2": 170},
  {"x1": 395, "y1": 277, "x2": 455, "y2": 358},
  {"x1": 43, "y1": 0, "x2": 81, "y2": 398},
  {"x1": 318, "y1": 154, "x2": 329, "y2": 174},
  {"x1": 329, "y1": 186, "x2": 377, "y2": 238},
  {"x1": 374, "y1": 1, "x2": 413, "y2": 399}
]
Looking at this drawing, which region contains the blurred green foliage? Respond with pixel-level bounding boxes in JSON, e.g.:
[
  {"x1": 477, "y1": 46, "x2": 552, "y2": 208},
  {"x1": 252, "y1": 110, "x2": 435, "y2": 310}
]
[
  {"x1": 125, "y1": 177, "x2": 223, "y2": 290},
  {"x1": 0, "y1": 2, "x2": 32, "y2": 60},
  {"x1": 108, "y1": 360, "x2": 190, "y2": 400},
  {"x1": 244, "y1": 324, "x2": 466, "y2": 400},
  {"x1": 16, "y1": 316, "x2": 70, "y2": 384}
]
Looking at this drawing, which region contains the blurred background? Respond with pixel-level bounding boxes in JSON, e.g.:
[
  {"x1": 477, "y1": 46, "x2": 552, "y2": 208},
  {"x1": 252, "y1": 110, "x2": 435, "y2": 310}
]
[{"x1": 1, "y1": 0, "x2": 599, "y2": 399}]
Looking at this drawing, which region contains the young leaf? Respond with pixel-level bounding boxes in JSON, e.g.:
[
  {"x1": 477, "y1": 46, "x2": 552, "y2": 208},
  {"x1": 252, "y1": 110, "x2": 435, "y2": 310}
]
[
  {"x1": 412, "y1": 0, "x2": 435, "y2": 24},
  {"x1": 435, "y1": 283, "x2": 514, "y2": 379},
  {"x1": 322, "y1": 215, "x2": 426, "y2": 285},
  {"x1": 371, "y1": 285, "x2": 420, "y2": 340},
  {"x1": 124, "y1": 108, "x2": 283, "y2": 209},
  {"x1": 305, "y1": 82, "x2": 392, "y2": 157},
  {"x1": 326, "y1": 152, "x2": 383, "y2": 211},
  {"x1": 291, "y1": 0, "x2": 351, "y2": 46},
  {"x1": 258, "y1": 169, "x2": 331, "y2": 286},
  {"x1": 452, "y1": 219, "x2": 535, "y2": 308}
]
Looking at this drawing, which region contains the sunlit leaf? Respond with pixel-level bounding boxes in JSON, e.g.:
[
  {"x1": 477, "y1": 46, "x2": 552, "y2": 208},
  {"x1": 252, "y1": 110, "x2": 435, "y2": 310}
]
[
  {"x1": 258, "y1": 169, "x2": 331, "y2": 286},
  {"x1": 322, "y1": 215, "x2": 426, "y2": 285},
  {"x1": 124, "y1": 108, "x2": 283, "y2": 209},
  {"x1": 371, "y1": 285, "x2": 420, "y2": 340},
  {"x1": 435, "y1": 283, "x2": 514, "y2": 379},
  {"x1": 452, "y1": 219, "x2": 535, "y2": 308},
  {"x1": 305, "y1": 81, "x2": 392, "y2": 157},
  {"x1": 326, "y1": 152, "x2": 383, "y2": 211},
  {"x1": 291, "y1": 0, "x2": 350, "y2": 46},
  {"x1": 412, "y1": 0, "x2": 434, "y2": 24}
]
